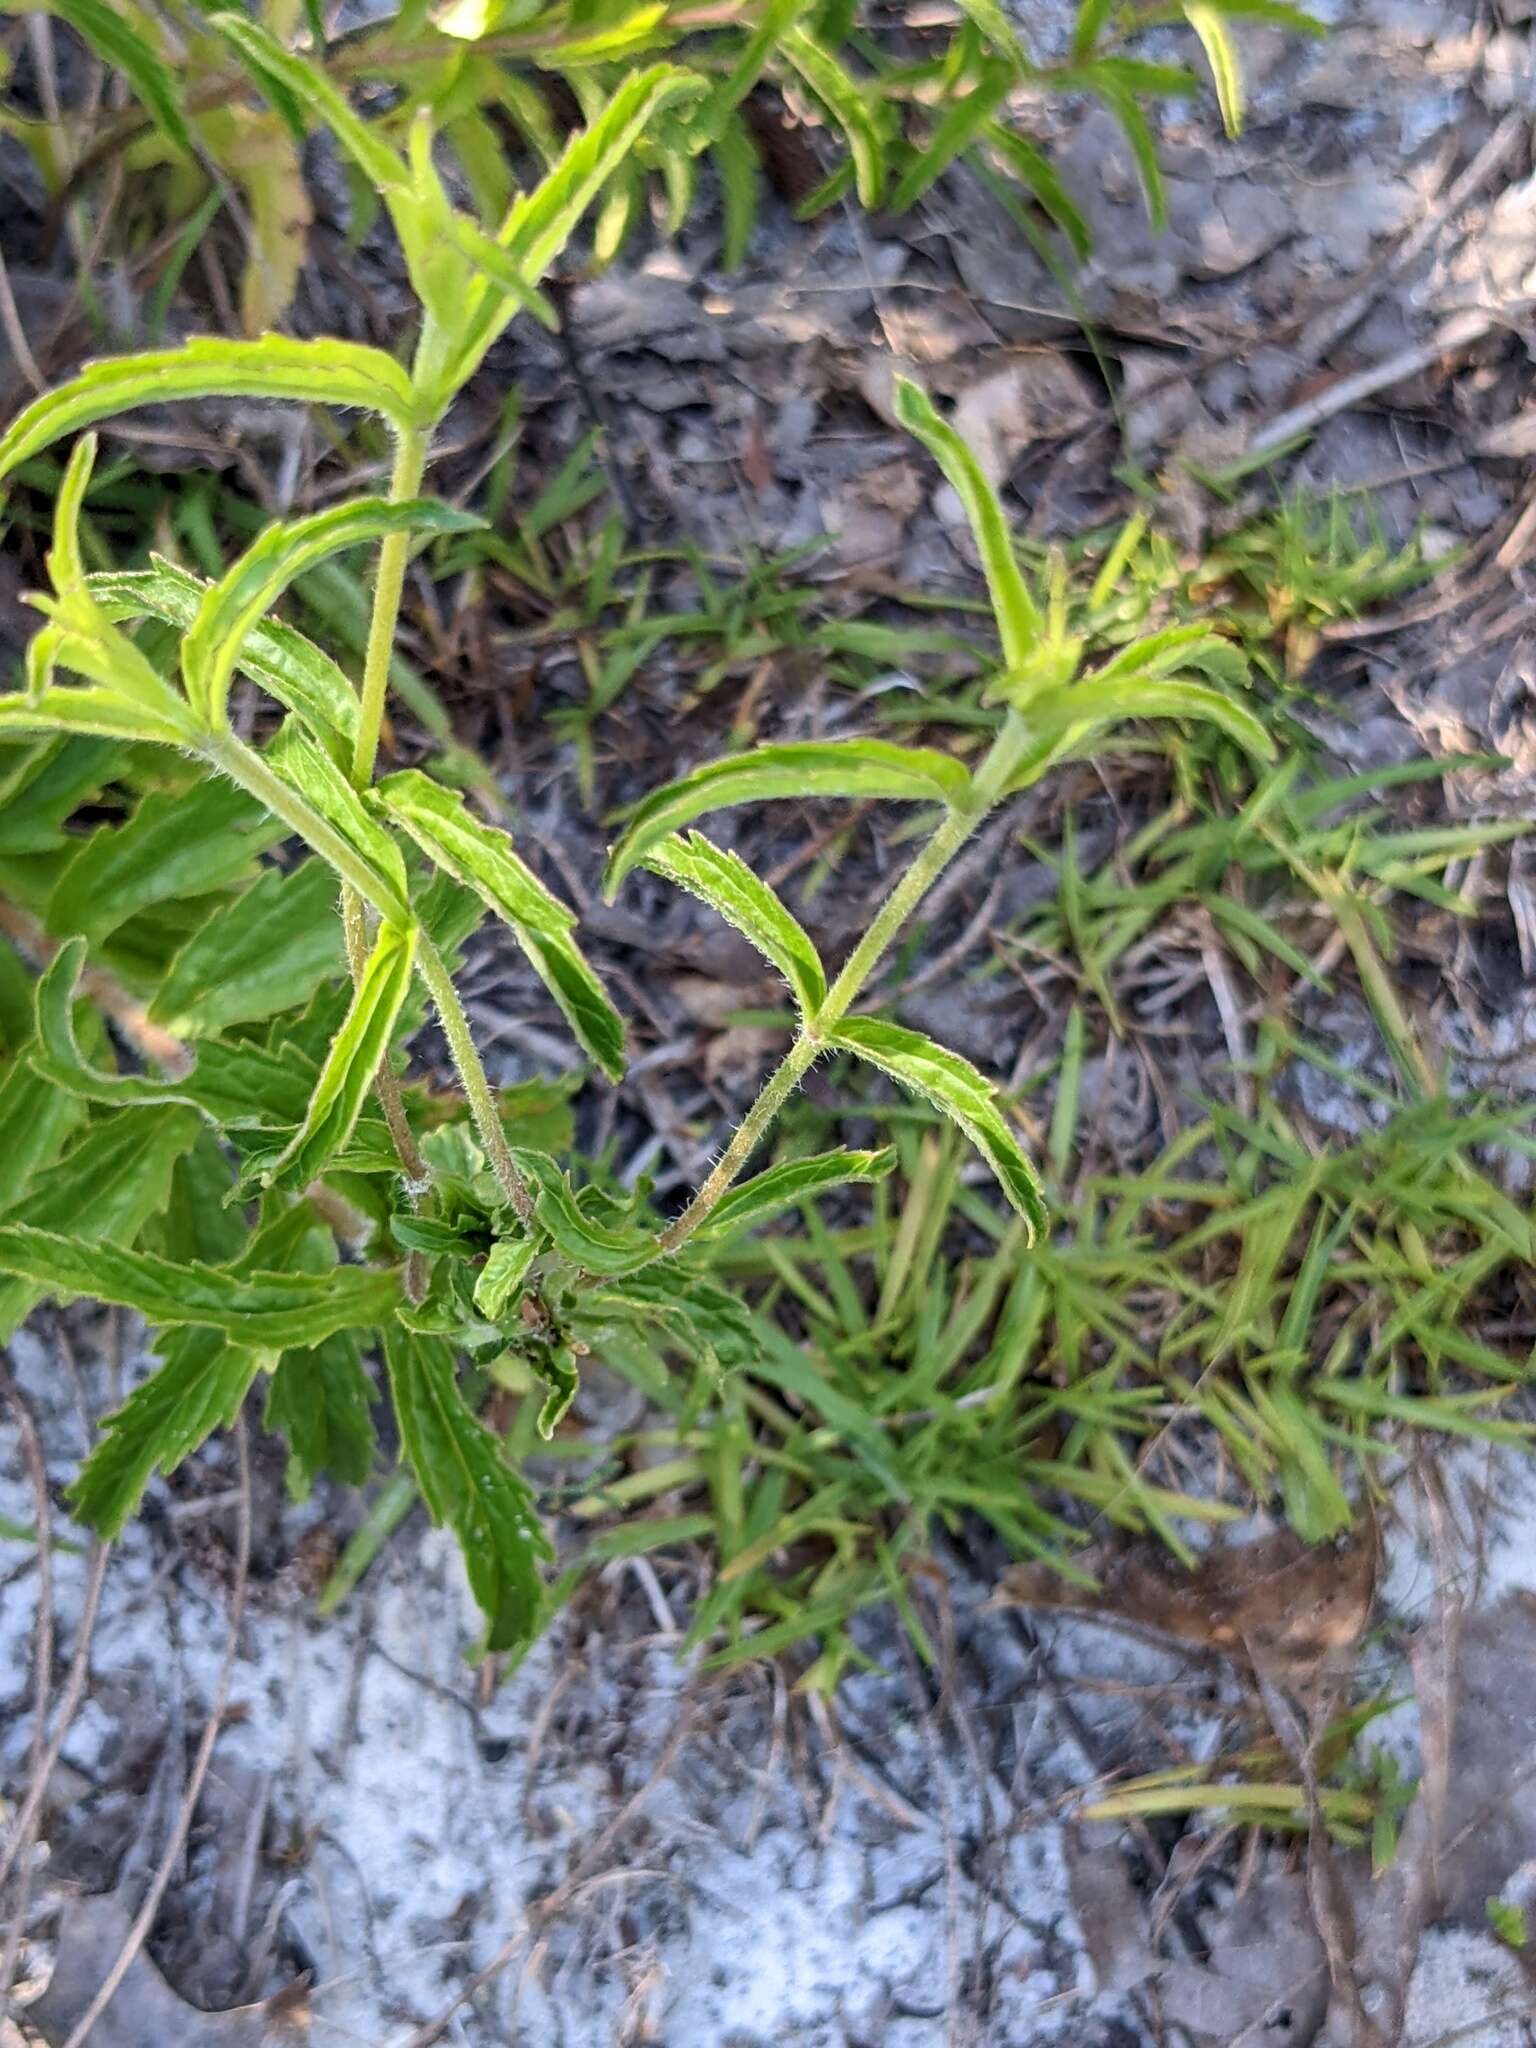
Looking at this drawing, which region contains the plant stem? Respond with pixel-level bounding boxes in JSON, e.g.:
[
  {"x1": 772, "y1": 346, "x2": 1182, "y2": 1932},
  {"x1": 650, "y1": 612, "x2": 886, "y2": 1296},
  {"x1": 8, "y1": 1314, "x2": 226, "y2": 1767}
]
[
  {"x1": 205, "y1": 731, "x2": 397, "y2": 919},
  {"x1": 415, "y1": 933, "x2": 535, "y2": 1222},
  {"x1": 657, "y1": 802, "x2": 982, "y2": 1254},
  {"x1": 352, "y1": 426, "x2": 429, "y2": 790}
]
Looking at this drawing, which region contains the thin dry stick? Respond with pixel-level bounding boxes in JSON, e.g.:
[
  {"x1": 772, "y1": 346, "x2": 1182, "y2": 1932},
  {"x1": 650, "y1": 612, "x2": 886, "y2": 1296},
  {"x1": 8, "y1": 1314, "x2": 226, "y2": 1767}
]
[
  {"x1": 0, "y1": 1358, "x2": 55, "y2": 2008},
  {"x1": 0, "y1": 1539, "x2": 108, "y2": 1897},
  {"x1": 0, "y1": 246, "x2": 44, "y2": 396},
  {"x1": 61, "y1": 1418, "x2": 252, "y2": 2048},
  {"x1": 1249, "y1": 307, "x2": 1503, "y2": 455}
]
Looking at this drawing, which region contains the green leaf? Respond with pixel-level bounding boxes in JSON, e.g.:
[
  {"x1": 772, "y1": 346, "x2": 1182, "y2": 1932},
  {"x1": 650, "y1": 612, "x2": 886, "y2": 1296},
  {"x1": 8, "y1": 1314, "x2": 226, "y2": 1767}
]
[
  {"x1": 265, "y1": 725, "x2": 411, "y2": 925},
  {"x1": 605, "y1": 739, "x2": 972, "y2": 895},
  {"x1": 498, "y1": 64, "x2": 704, "y2": 285},
  {"x1": 440, "y1": 209, "x2": 559, "y2": 329},
  {"x1": 1182, "y1": 3, "x2": 1244, "y2": 135},
  {"x1": 0, "y1": 337, "x2": 419, "y2": 484},
  {"x1": 31, "y1": 936, "x2": 199, "y2": 1109},
  {"x1": 780, "y1": 29, "x2": 885, "y2": 209},
  {"x1": 698, "y1": 0, "x2": 814, "y2": 138},
  {"x1": 265, "y1": 1330, "x2": 377, "y2": 1496},
  {"x1": 382, "y1": 1327, "x2": 552, "y2": 1653},
  {"x1": 372, "y1": 769, "x2": 573, "y2": 935},
  {"x1": 954, "y1": 0, "x2": 1033, "y2": 72},
  {"x1": 253, "y1": 918, "x2": 416, "y2": 1192},
  {"x1": 0, "y1": 1106, "x2": 199, "y2": 1340},
  {"x1": 373, "y1": 769, "x2": 626, "y2": 1079},
  {"x1": 211, "y1": 12, "x2": 405, "y2": 193},
  {"x1": 696, "y1": 1147, "x2": 896, "y2": 1239},
  {"x1": 508, "y1": 1150, "x2": 654, "y2": 1274},
  {"x1": 893, "y1": 376, "x2": 1041, "y2": 673},
  {"x1": 472, "y1": 1232, "x2": 539, "y2": 1319},
  {"x1": 640, "y1": 830, "x2": 826, "y2": 1017},
  {"x1": 0, "y1": 737, "x2": 120, "y2": 857},
  {"x1": 91, "y1": 560, "x2": 360, "y2": 765},
  {"x1": 0, "y1": 683, "x2": 194, "y2": 747},
  {"x1": 1071, "y1": 0, "x2": 1116, "y2": 59},
  {"x1": 55, "y1": 0, "x2": 190, "y2": 153},
  {"x1": 0, "y1": 1032, "x2": 86, "y2": 1214},
  {"x1": 889, "y1": 64, "x2": 1013, "y2": 213},
  {"x1": 0, "y1": 1222, "x2": 403, "y2": 1344},
  {"x1": 45, "y1": 774, "x2": 283, "y2": 944},
  {"x1": 150, "y1": 859, "x2": 346, "y2": 1036},
  {"x1": 713, "y1": 114, "x2": 760, "y2": 269},
  {"x1": 832, "y1": 1016, "x2": 1047, "y2": 1241},
  {"x1": 182, "y1": 498, "x2": 481, "y2": 727},
  {"x1": 1016, "y1": 673, "x2": 1276, "y2": 766},
  {"x1": 69, "y1": 1325, "x2": 263, "y2": 1538},
  {"x1": 1098, "y1": 83, "x2": 1166, "y2": 228},
  {"x1": 980, "y1": 124, "x2": 1091, "y2": 259},
  {"x1": 529, "y1": 1343, "x2": 580, "y2": 1441}
]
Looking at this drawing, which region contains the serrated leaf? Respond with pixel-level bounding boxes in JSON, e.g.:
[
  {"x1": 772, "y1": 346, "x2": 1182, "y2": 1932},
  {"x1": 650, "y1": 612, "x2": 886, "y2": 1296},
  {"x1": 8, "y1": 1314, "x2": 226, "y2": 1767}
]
[
  {"x1": 69, "y1": 1325, "x2": 263, "y2": 1538},
  {"x1": 893, "y1": 376, "x2": 1041, "y2": 673},
  {"x1": 780, "y1": 28, "x2": 885, "y2": 209},
  {"x1": 0, "y1": 737, "x2": 121, "y2": 857},
  {"x1": 605, "y1": 739, "x2": 972, "y2": 894},
  {"x1": 150, "y1": 859, "x2": 345, "y2": 1036},
  {"x1": 253, "y1": 918, "x2": 416, "y2": 1192},
  {"x1": 696, "y1": 1146, "x2": 896, "y2": 1238},
  {"x1": 45, "y1": 775, "x2": 283, "y2": 943},
  {"x1": 0, "y1": 1106, "x2": 199, "y2": 1340},
  {"x1": 55, "y1": 0, "x2": 190, "y2": 153},
  {"x1": 0, "y1": 337, "x2": 419, "y2": 483},
  {"x1": 374, "y1": 768, "x2": 625, "y2": 1078},
  {"x1": 265, "y1": 725, "x2": 411, "y2": 924},
  {"x1": 889, "y1": 63, "x2": 1013, "y2": 213},
  {"x1": 0, "y1": 1033, "x2": 86, "y2": 1213},
  {"x1": 0, "y1": 1222, "x2": 403, "y2": 1343},
  {"x1": 832, "y1": 1016, "x2": 1047, "y2": 1242},
  {"x1": 641, "y1": 830, "x2": 826, "y2": 1018},
  {"x1": 382, "y1": 1326, "x2": 552, "y2": 1652},
  {"x1": 91, "y1": 558, "x2": 359, "y2": 763},
  {"x1": 183, "y1": 498, "x2": 482, "y2": 726},
  {"x1": 1182, "y1": 3, "x2": 1244, "y2": 135},
  {"x1": 265, "y1": 1329, "x2": 377, "y2": 1496},
  {"x1": 576, "y1": 1265, "x2": 759, "y2": 1372}
]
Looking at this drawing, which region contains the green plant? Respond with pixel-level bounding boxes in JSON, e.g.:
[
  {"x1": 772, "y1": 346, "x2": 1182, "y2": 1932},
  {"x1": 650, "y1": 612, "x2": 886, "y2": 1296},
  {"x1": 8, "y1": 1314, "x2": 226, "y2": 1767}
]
[
  {"x1": 15, "y1": 0, "x2": 1320, "y2": 333},
  {"x1": 0, "y1": 26, "x2": 1282, "y2": 1654}
]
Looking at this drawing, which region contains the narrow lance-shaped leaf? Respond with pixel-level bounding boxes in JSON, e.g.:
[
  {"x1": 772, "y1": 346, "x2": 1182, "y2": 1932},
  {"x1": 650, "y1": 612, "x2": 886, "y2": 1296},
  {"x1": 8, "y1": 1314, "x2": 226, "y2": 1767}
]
[
  {"x1": 1182, "y1": 2, "x2": 1244, "y2": 135},
  {"x1": 374, "y1": 769, "x2": 626, "y2": 1080},
  {"x1": 211, "y1": 12, "x2": 406, "y2": 193},
  {"x1": 254, "y1": 918, "x2": 417, "y2": 1192},
  {"x1": 889, "y1": 64, "x2": 1013, "y2": 213},
  {"x1": 779, "y1": 29, "x2": 886, "y2": 209},
  {"x1": 832, "y1": 1016, "x2": 1048, "y2": 1243},
  {"x1": 30, "y1": 937, "x2": 203, "y2": 1110},
  {"x1": 893, "y1": 376, "x2": 1041, "y2": 674},
  {"x1": 696, "y1": 1147, "x2": 897, "y2": 1239},
  {"x1": 497, "y1": 65, "x2": 704, "y2": 285},
  {"x1": 383, "y1": 1328, "x2": 553, "y2": 1654},
  {"x1": 54, "y1": 0, "x2": 191, "y2": 153},
  {"x1": 91, "y1": 558, "x2": 359, "y2": 763},
  {"x1": 0, "y1": 1224, "x2": 403, "y2": 1344},
  {"x1": 0, "y1": 684, "x2": 191, "y2": 747},
  {"x1": 0, "y1": 337, "x2": 419, "y2": 484},
  {"x1": 1016, "y1": 675, "x2": 1277, "y2": 766},
  {"x1": 181, "y1": 497, "x2": 483, "y2": 726},
  {"x1": 605, "y1": 739, "x2": 973, "y2": 895},
  {"x1": 640, "y1": 830, "x2": 826, "y2": 1018}
]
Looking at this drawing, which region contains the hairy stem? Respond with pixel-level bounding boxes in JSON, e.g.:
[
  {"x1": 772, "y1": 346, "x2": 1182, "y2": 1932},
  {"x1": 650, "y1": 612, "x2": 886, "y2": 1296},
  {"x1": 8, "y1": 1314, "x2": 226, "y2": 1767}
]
[
  {"x1": 415, "y1": 934, "x2": 534, "y2": 1222},
  {"x1": 657, "y1": 801, "x2": 982, "y2": 1254},
  {"x1": 352, "y1": 426, "x2": 429, "y2": 790}
]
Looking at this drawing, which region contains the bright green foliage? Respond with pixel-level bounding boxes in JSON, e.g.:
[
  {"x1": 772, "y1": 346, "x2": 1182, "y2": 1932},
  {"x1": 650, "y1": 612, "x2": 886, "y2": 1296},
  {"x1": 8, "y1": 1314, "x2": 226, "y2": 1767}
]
[{"x1": 0, "y1": 7, "x2": 1319, "y2": 1665}]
